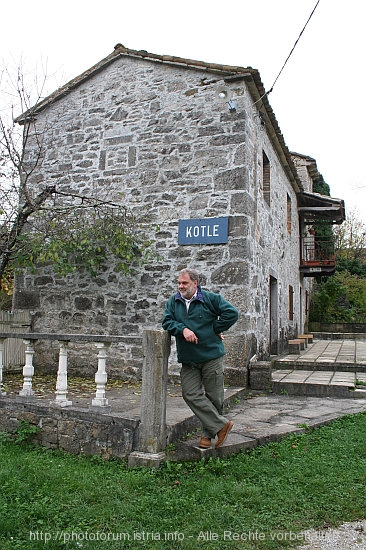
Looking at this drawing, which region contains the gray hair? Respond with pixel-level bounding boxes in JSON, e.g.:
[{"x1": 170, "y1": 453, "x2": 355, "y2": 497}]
[{"x1": 179, "y1": 268, "x2": 200, "y2": 284}]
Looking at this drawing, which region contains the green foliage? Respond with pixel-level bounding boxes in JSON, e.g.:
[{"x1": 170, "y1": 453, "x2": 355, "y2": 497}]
[
  {"x1": 0, "y1": 431, "x2": 10, "y2": 445},
  {"x1": 336, "y1": 257, "x2": 366, "y2": 277},
  {"x1": 0, "y1": 420, "x2": 40, "y2": 445},
  {"x1": 0, "y1": 413, "x2": 365, "y2": 549},
  {"x1": 313, "y1": 178, "x2": 330, "y2": 197},
  {"x1": 313, "y1": 223, "x2": 333, "y2": 239},
  {"x1": 312, "y1": 175, "x2": 331, "y2": 237},
  {"x1": 12, "y1": 206, "x2": 159, "y2": 277},
  {"x1": 0, "y1": 269, "x2": 14, "y2": 310},
  {"x1": 310, "y1": 270, "x2": 366, "y2": 323},
  {"x1": 310, "y1": 209, "x2": 366, "y2": 324},
  {"x1": 12, "y1": 420, "x2": 40, "y2": 444}
]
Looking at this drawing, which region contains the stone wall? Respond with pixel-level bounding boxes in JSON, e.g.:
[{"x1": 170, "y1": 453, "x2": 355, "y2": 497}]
[
  {"x1": 309, "y1": 323, "x2": 366, "y2": 334},
  {"x1": 0, "y1": 399, "x2": 139, "y2": 458},
  {"x1": 14, "y1": 54, "x2": 311, "y2": 377}
]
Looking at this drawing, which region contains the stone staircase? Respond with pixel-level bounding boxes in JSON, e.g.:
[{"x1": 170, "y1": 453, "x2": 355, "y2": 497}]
[
  {"x1": 271, "y1": 337, "x2": 366, "y2": 399},
  {"x1": 272, "y1": 369, "x2": 366, "y2": 398}
]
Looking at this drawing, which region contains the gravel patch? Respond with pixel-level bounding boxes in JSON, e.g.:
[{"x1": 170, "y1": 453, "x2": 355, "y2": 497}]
[{"x1": 296, "y1": 521, "x2": 366, "y2": 549}]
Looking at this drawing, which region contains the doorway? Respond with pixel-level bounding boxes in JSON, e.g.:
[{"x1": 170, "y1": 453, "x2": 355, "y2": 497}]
[{"x1": 270, "y1": 276, "x2": 278, "y2": 355}]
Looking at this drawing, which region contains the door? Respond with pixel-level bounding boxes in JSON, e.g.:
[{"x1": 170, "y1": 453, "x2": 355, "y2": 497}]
[{"x1": 269, "y1": 276, "x2": 278, "y2": 355}]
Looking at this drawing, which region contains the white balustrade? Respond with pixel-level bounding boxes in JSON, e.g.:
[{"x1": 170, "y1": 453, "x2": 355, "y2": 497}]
[
  {"x1": 0, "y1": 330, "x2": 172, "y2": 467},
  {"x1": 19, "y1": 339, "x2": 36, "y2": 397},
  {"x1": 50, "y1": 341, "x2": 72, "y2": 407},
  {"x1": 0, "y1": 333, "x2": 133, "y2": 412},
  {"x1": 91, "y1": 342, "x2": 110, "y2": 409}
]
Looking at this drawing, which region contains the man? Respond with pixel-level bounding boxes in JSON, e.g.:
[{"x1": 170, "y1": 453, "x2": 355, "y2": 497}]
[{"x1": 162, "y1": 268, "x2": 238, "y2": 449}]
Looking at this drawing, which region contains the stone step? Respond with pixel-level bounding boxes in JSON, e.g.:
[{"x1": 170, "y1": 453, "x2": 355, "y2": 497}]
[
  {"x1": 271, "y1": 369, "x2": 366, "y2": 398},
  {"x1": 272, "y1": 339, "x2": 366, "y2": 373},
  {"x1": 168, "y1": 389, "x2": 366, "y2": 462},
  {"x1": 166, "y1": 386, "x2": 247, "y2": 443},
  {"x1": 272, "y1": 360, "x2": 366, "y2": 373}
]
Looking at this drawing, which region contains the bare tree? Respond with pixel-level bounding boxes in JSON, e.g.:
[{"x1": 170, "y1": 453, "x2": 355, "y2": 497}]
[
  {"x1": 333, "y1": 208, "x2": 366, "y2": 263},
  {"x1": 0, "y1": 61, "x2": 156, "y2": 284}
]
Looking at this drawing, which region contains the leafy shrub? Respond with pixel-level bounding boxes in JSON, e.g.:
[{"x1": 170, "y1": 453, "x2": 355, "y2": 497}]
[
  {"x1": 310, "y1": 270, "x2": 366, "y2": 323},
  {"x1": 12, "y1": 420, "x2": 40, "y2": 444}
]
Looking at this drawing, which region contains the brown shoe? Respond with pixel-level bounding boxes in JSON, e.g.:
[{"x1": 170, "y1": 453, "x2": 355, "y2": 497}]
[
  {"x1": 199, "y1": 437, "x2": 212, "y2": 449},
  {"x1": 215, "y1": 421, "x2": 234, "y2": 448}
]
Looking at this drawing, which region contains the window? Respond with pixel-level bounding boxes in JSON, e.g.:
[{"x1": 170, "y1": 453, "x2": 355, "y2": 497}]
[
  {"x1": 287, "y1": 194, "x2": 292, "y2": 233},
  {"x1": 262, "y1": 151, "x2": 270, "y2": 206},
  {"x1": 289, "y1": 285, "x2": 294, "y2": 321}
]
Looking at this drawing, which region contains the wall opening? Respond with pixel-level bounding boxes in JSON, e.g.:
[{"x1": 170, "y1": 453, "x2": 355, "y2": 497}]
[
  {"x1": 262, "y1": 151, "x2": 270, "y2": 206},
  {"x1": 287, "y1": 193, "x2": 292, "y2": 234},
  {"x1": 289, "y1": 285, "x2": 294, "y2": 321},
  {"x1": 270, "y1": 276, "x2": 278, "y2": 354}
]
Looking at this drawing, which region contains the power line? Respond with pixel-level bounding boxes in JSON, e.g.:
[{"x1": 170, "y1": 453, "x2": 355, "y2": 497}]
[{"x1": 254, "y1": 0, "x2": 321, "y2": 105}]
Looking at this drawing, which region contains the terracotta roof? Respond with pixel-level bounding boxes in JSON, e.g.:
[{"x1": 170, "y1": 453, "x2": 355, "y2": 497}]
[{"x1": 15, "y1": 44, "x2": 302, "y2": 190}]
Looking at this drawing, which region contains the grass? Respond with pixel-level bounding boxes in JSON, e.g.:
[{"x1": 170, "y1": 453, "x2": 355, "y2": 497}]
[{"x1": 0, "y1": 412, "x2": 365, "y2": 550}]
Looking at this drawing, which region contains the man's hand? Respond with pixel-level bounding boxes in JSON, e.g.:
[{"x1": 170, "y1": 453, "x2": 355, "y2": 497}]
[{"x1": 183, "y1": 328, "x2": 198, "y2": 344}]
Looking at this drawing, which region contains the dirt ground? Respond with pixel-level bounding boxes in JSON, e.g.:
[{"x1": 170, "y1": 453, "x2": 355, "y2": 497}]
[{"x1": 296, "y1": 521, "x2": 366, "y2": 549}]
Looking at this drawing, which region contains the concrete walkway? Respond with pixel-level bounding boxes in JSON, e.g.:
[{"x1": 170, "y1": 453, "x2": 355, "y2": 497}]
[
  {"x1": 167, "y1": 338, "x2": 366, "y2": 460},
  {"x1": 272, "y1": 339, "x2": 366, "y2": 399},
  {"x1": 169, "y1": 391, "x2": 366, "y2": 461}
]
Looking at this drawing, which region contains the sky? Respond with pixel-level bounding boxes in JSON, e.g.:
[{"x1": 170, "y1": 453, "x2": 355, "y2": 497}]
[{"x1": 1, "y1": 0, "x2": 365, "y2": 224}]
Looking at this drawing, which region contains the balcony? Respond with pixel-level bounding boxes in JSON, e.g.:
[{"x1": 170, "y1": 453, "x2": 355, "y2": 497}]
[{"x1": 300, "y1": 236, "x2": 336, "y2": 276}]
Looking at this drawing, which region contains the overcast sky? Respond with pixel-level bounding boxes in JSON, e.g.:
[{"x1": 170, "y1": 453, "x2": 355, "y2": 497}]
[{"x1": 1, "y1": 0, "x2": 365, "y2": 223}]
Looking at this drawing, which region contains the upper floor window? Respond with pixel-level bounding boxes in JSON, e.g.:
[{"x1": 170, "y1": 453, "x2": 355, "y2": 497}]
[
  {"x1": 287, "y1": 194, "x2": 292, "y2": 234},
  {"x1": 289, "y1": 285, "x2": 294, "y2": 321},
  {"x1": 262, "y1": 151, "x2": 270, "y2": 206}
]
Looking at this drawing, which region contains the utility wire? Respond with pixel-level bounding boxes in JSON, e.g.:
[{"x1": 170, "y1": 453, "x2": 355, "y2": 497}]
[{"x1": 254, "y1": 0, "x2": 321, "y2": 105}]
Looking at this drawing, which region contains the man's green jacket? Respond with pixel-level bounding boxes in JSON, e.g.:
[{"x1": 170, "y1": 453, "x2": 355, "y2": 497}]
[{"x1": 162, "y1": 286, "x2": 238, "y2": 364}]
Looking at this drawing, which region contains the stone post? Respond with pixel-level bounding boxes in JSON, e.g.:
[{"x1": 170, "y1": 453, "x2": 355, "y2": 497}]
[
  {"x1": 90, "y1": 342, "x2": 111, "y2": 411},
  {"x1": 18, "y1": 339, "x2": 36, "y2": 400},
  {"x1": 50, "y1": 341, "x2": 72, "y2": 407},
  {"x1": 128, "y1": 329, "x2": 171, "y2": 468},
  {"x1": 0, "y1": 338, "x2": 6, "y2": 396}
]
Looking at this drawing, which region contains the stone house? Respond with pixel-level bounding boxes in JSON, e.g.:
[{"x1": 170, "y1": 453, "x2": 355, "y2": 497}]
[{"x1": 13, "y1": 44, "x2": 345, "y2": 380}]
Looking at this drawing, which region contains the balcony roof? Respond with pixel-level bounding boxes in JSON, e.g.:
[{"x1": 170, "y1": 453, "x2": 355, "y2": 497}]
[{"x1": 297, "y1": 191, "x2": 345, "y2": 224}]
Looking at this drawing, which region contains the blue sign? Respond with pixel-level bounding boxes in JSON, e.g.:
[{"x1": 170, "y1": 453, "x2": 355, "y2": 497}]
[{"x1": 178, "y1": 217, "x2": 229, "y2": 245}]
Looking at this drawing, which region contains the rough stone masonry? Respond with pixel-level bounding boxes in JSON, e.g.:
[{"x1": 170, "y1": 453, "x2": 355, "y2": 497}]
[{"x1": 14, "y1": 47, "x2": 312, "y2": 380}]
